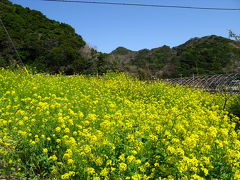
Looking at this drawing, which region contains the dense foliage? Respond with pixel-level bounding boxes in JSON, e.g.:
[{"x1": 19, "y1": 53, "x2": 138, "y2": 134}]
[{"x1": 0, "y1": 69, "x2": 240, "y2": 179}]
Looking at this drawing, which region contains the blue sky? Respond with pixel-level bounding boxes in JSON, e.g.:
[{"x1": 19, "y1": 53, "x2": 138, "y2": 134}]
[{"x1": 10, "y1": 0, "x2": 240, "y2": 53}]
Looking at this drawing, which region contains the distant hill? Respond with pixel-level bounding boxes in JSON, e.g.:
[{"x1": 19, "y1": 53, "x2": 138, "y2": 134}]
[
  {"x1": 111, "y1": 47, "x2": 133, "y2": 55},
  {"x1": 111, "y1": 35, "x2": 240, "y2": 79},
  {"x1": 1, "y1": 0, "x2": 240, "y2": 78},
  {"x1": 171, "y1": 35, "x2": 240, "y2": 77}
]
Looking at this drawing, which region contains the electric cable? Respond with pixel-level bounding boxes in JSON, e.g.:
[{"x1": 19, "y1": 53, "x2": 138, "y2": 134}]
[
  {"x1": 43, "y1": 0, "x2": 240, "y2": 11},
  {"x1": 0, "y1": 18, "x2": 25, "y2": 67}
]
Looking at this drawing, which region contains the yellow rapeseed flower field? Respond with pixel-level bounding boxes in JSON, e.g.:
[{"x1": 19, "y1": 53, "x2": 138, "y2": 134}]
[{"x1": 0, "y1": 69, "x2": 239, "y2": 179}]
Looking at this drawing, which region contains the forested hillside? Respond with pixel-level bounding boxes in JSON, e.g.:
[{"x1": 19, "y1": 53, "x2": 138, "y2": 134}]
[
  {"x1": 172, "y1": 36, "x2": 240, "y2": 77},
  {"x1": 0, "y1": 0, "x2": 115, "y2": 74},
  {"x1": 111, "y1": 36, "x2": 240, "y2": 79}
]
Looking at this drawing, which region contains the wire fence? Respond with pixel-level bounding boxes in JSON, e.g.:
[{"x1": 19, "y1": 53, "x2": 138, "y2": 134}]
[{"x1": 162, "y1": 74, "x2": 240, "y2": 94}]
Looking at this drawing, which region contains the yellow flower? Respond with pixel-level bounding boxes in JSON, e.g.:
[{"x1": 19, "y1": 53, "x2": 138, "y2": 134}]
[
  {"x1": 84, "y1": 167, "x2": 95, "y2": 175},
  {"x1": 145, "y1": 162, "x2": 150, "y2": 167},
  {"x1": 191, "y1": 174, "x2": 205, "y2": 180},
  {"x1": 201, "y1": 167, "x2": 208, "y2": 176},
  {"x1": 119, "y1": 163, "x2": 127, "y2": 171},
  {"x1": 64, "y1": 128, "x2": 70, "y2": 133},
  {"x1": 92, "y1": 177, "x2": 101, "y2": 180},
  {"x1": 42, "y1": 148, "x2": 48, "y2": 153},
  {"x1": 132, "y1": 174, "x2": 142, "y2": 180},
  {"x1": 18, "y1": 120, "x2": 24, "y2": 126},
  {"x1": 127, "y1": 155, "x2": 135, "y2": 163},
  {"x1": 61, "y1": 171, "x2": 75, "y2": 179},
  {"x1": 63, "y1": 153, "x2": 70, "y2": 160},
  {"x1": 87, "y1": 113, "x2": 97, "y2": 121},
  {"x1": 78, "y1": 111, "x2": 84, "y2": 118},
  {"x1": 95, "y1": 157, "x2": 103, "y2": 166},
  {"x1": 135, "y1": 159, "x2": 141, "y2": 165},
  {"x1": 49, "y1": 155, "x2": 58, "y2": 161},
  {"x1": 131, "y1": 150, "x2": 138, "y2": 155},
  {"x1": 119, "y1": 154, "x2": 125, "y2": 162},
  {"x1": 55, "y1": 127, "x2": 61, "y2": 132},
  {"x1": 67, "y1": 159, "x2": 74, "y2": 165},
  {"x1": 100, "y1": 168, "x2": 109, "y2": 176},
  {"x1": 51, "y1": 169, "x2": 58, "y2": 175}
]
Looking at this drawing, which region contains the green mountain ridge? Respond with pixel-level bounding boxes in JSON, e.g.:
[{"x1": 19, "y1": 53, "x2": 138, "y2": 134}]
[
  {"x1": 1, "y1": 0, "x2": 240, "y2": 78},
  {"x1": 111, "y1": 35, "x2": 240, "y2": 78}
]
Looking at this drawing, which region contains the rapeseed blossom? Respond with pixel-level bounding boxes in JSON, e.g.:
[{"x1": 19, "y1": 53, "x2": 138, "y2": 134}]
[{"x1": 0, "y1": 69, "x2": 239, "y2": 179}]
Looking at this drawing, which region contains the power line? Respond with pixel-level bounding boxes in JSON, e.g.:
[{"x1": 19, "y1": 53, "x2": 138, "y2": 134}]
[
  {"x1": 43, "y1": 0, "x2": 240, "y2": 11},
  {"x1": 0, "y1": 18, "x2": 25, "y2": 67}
]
